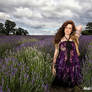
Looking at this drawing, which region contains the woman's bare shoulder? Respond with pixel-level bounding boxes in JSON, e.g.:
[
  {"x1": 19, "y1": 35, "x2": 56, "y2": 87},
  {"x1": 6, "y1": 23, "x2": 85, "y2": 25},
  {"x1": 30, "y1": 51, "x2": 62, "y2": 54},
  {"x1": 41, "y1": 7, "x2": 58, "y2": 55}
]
[{"x1": 60, "y1": 37, "x2": 66, "y2": 42}]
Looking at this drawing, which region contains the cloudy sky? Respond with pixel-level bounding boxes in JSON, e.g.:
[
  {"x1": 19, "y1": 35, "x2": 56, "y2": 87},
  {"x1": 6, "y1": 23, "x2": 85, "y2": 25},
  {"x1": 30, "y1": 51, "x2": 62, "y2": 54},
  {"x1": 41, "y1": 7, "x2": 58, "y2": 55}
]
[{"x1": 0, "y1": 0, "x2": 92, "y2": 35}]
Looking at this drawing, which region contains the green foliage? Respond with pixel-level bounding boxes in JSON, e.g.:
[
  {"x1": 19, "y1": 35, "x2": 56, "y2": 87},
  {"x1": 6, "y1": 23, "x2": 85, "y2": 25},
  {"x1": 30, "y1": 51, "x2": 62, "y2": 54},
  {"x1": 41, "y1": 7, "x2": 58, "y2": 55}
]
[
  {"x1": 0, "y1": 23, "x2": 5, "y2": 34},
  {"x1": 82, "y1": 22, "x2": 92, "y2": 35},
  {"x1": 0, "y1": 46, "x2": 54, "y2": 92},
  {"x1": 0, "y1": 43, "x2": 21, "y2": 58},
  {"x1": 5, "y1": 20, "x2": 16, "y2": 35},
  {"x1": 0, "y1": 20, "x2": 29, "y2": 35},
  {"x1": 82, "y1": 30, "x2": 92, "y2": 35},
  {"x1": 86, "y1": 22, "x2": 92, "y2": 32},
  {"x1": 81, "y1": 42, "x2": 92, "y2": 88},
  {"x1": 16, "y1": 27, "x2": 28, "y2": 35},
  {"x1": 82, "y1": 61, "x2": 92, "y2": 87}
]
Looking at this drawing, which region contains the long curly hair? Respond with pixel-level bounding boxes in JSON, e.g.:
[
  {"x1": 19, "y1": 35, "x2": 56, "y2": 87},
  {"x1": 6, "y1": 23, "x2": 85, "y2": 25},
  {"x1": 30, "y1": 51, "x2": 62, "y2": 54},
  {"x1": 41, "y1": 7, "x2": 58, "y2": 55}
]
[{"x1": 53, "y1": 20, "x2": 80, "y2": 56}]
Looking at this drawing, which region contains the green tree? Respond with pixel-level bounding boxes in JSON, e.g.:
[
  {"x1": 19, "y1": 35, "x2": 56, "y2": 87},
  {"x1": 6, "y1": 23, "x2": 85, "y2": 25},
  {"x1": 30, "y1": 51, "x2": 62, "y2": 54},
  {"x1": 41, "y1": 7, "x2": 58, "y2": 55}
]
[
  {"x1": 22, "y1": 29, "x2": 29, "y2": 35},
  {"x1": 0, "y1": 23, "x2": 5, "y2": 34},
  {"x1": 82, "y1": 22, "x2": 92, "y2": 35},
  {"x1": 16, "y1": 27, "x2": 28, "y2": 35},
  {"x1": 15, "y1": 28, "x2": 22, "y2": 35},
  {"x1": 85, "y1": 22, "x2": 92, "y2": 33},
  {"x1": 0, "y1": 20, "x2": 29, "y2": 35},
  {"x1": 5, "y1": 20, "x2": 16, "y2": 35}
]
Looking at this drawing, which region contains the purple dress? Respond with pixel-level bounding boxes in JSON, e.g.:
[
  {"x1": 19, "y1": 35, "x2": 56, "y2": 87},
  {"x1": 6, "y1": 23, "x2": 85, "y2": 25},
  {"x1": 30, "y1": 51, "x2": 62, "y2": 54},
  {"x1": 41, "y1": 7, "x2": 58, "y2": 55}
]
[{"x1": 51, "y1": 40, "x2": 83, "y2": 88}]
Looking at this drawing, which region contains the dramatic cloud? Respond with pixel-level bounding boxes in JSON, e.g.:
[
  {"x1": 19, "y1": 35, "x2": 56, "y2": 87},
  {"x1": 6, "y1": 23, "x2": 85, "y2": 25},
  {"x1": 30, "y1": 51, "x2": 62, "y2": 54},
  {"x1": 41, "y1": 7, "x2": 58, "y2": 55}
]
[{"x1": 0, "y1": 0, "x2": 92, "y2": 35}]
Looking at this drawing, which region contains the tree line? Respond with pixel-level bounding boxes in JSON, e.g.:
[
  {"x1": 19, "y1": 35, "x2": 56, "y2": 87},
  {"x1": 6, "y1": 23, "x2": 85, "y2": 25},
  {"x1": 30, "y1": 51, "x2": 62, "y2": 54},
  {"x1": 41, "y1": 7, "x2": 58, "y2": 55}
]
[
  {"x1": 82, "y1": 22, "x2": 92, "y2": 35},
  {"x1": 0, "y1": 20, "x2": 29, "y2": 35}
]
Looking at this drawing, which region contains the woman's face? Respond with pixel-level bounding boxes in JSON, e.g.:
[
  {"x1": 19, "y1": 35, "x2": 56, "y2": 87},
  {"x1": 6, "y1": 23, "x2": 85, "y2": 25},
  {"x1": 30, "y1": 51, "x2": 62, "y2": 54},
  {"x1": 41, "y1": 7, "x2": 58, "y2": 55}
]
[{"x1": 64, "y1": 24, "x2": 72, "y2": 35}]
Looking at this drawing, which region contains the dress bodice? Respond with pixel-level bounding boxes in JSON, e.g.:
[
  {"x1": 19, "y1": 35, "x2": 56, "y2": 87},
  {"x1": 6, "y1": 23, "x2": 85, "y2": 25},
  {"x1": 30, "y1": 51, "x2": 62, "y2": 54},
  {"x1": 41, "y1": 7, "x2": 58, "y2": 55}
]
[
  {"x1": 59, "y1": 41, "x2": 75, "y2": 51},
  {"x1": 59, "y1": 35, "x2": 75, "y2": 51},
  {"x1": 57, "y1": 40, "x2": 77, "y2": 66}
]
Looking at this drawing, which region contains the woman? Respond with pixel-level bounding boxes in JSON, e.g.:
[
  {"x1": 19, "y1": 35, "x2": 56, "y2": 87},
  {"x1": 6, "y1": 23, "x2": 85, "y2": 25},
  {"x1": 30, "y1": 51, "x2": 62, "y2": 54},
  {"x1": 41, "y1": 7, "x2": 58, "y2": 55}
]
[{"x1": 51, "y1": 20, "x2": 83, "y2": 90}]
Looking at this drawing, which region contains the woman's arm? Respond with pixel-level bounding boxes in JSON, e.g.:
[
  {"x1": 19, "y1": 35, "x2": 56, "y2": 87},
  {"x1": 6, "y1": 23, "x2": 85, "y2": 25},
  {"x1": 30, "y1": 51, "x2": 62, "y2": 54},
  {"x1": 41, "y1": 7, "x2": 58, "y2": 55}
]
[
  {"x1": 52, "y1": 43, "x2": 59, "y2": 76},
  {"x1": 75, "y1": 25, "x2": 82, "y2": 38},
  {"x1": 53, "y1": 44, "x2": 59, "y2": 64}
]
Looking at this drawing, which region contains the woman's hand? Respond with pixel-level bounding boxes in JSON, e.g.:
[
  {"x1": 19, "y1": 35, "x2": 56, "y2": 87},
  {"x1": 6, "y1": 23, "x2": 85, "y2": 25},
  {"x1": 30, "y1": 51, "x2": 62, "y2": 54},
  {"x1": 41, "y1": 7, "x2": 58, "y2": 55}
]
[
  {"x1": 76, "y1": 25, "x2": 82, "y2": 33},
  {"x1": 52, "y1": 65, "x2": 56, "y2": 76},
  {"x1": 75, "y1": 25, "x2": 82, "y2": 37}
]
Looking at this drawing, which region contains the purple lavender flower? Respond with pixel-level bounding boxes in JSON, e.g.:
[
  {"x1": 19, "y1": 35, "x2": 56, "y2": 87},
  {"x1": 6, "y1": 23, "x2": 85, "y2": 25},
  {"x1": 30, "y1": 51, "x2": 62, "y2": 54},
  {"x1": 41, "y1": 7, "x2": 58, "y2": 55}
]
[{"x1": 0, "y1": 85, "x2": 3, "y2": 92}]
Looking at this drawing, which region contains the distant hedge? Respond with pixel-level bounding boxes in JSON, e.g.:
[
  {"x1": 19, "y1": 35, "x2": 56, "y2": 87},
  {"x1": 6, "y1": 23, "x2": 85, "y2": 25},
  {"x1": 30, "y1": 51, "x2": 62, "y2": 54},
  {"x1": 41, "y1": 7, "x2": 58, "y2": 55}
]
[{"x1": 81, "y1": 30, "x2": 92, "y2": 35}]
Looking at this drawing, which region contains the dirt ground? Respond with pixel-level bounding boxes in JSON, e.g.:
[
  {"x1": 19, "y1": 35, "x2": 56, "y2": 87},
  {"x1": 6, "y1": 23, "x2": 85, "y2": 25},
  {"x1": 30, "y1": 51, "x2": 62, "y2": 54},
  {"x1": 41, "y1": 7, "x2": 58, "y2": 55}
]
[{"x1": 49, "y1": 86, "x2": 84, "y2": 92}]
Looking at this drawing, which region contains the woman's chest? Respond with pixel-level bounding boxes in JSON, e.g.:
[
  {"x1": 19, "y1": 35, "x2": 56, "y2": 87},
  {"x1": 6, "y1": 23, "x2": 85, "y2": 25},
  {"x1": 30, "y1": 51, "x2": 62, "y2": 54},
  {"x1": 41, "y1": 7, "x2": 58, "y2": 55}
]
[{"x1": 59, "y1": 41, "x2": 75, "y2": 52}]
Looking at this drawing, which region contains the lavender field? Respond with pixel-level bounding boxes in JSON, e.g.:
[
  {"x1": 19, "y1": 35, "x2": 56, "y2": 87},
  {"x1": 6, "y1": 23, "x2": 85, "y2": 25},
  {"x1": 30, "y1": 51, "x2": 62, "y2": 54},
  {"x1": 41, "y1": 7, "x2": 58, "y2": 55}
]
[{"x1": 0, "y1": 35, "x2": 92, "y2": 92}]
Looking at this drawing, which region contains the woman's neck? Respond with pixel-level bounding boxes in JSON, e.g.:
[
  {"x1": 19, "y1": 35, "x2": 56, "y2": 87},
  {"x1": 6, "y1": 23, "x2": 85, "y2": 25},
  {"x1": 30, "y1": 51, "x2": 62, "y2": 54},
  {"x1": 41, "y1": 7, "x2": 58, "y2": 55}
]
[{"x1": 64, "y1": 34, "x2": 70, "y2": 39}]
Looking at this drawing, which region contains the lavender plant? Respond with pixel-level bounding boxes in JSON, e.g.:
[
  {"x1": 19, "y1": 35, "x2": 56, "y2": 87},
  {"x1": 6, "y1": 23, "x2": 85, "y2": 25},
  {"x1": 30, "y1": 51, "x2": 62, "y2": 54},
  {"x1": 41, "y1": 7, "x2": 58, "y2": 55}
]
[
  {"x1": 81, "y1": 42, "x2": 92, "y2": 88},
  {"x1": 0, "y1": 35, "x2": 92, "y2": 92},
  {"x1": 0, "y1": 46, "x2": 54, "y2": 92}
]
